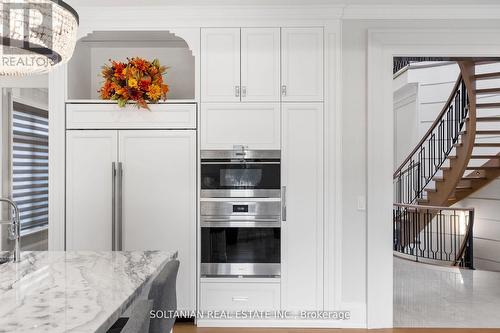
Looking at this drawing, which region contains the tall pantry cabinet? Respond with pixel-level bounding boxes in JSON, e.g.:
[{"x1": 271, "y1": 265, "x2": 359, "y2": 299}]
[
  {"x1": 200, "y1": 27, "x2": 325, "y2": 312},
  {"x1": 280, "y1": 27, "x2": 324, "y2": 311},
  {"x1": 65, "y1": 103, "x2": 197, "y2": 311}
]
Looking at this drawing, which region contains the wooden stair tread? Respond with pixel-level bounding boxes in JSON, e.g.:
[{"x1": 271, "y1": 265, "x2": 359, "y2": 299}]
[
  {"x1": 475, "y1": 60, "x2": 500, "y2": 65},
  {"x1": 455, "y1": 187, "x2": 473, "y2": 191},
  {"x1": 476, "y1": 88, "x2": 500, "y2": 94},
  {"x1": 474, "y1": 143, "x2": 500, "y2": 147},
  {"x1": 476, "y1": 116, "x2": 500, "y2": 122},
  {"x1": 476, "y1": 103, "x2": 500, "y2": 109},
  {"x1": 476, "y1": 130, "x2": 500, "y2": 135},
  {"x1": 416, "y1": 198, "x2": 429, "y2": 204},
  {"x1": 462, "y1": 176, "x2": 488, "y2": 180},
  {"x1": 466, "y1": 166, "x2": 500, "y2": 170},
  {"x1": 475, "y1": 72, "x2": 500, "y2": 80},
  {"x1": 470, "y1": 155, "x2": 500, "y2": 159},
  {"x1": 425, "y1": 188, "x2": 437, "y2": 193}
]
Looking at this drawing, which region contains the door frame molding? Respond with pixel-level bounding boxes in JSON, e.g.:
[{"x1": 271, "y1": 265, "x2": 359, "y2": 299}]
[{"x1": 367, "y1": 28, "x2": 500, "y2": 328}]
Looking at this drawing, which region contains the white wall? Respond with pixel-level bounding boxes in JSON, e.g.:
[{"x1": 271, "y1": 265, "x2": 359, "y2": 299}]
[
  {"x1": 456, "y1": 181, "x2": 500, "y2": 272},
  {"x1": 393, "y1": 83, "x2": 418, "y2": 168}
]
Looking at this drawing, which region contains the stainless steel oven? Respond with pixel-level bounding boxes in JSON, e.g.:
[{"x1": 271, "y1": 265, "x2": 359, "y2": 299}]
[
  {"x1": 200, "y1": 200, "x2": 281, "y2": 277},
  {"x1": 200, "y1": 149, "x2": 281, "y2": 198}
]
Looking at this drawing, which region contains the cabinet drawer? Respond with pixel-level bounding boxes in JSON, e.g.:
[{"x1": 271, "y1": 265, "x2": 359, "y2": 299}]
[
  {"x1": 201, "y1": 103, "x2": 280, "y2": 150},
  {"x1": 200, "y1": 280, "x2": 280, "y2": 311},
  {"x1": 66, "y1": 103, "x2": 196, "y2": 129}
]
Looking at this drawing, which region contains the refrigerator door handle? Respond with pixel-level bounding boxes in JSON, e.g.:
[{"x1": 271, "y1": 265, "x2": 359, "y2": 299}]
[
  {"x1": 116, "y1": 162, "x2": 124, "y2": 251},
  {"x1": 112, "y1": 162, "x2": 116, "y2": 251},
  {"x1": 282, "y1": 186, "x2": 287, "y2": 222}
]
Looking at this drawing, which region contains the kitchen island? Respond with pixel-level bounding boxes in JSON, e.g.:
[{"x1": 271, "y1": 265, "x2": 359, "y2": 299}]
[{"x1": 0, "y1": 251, "x2": 176, "y2": 333}]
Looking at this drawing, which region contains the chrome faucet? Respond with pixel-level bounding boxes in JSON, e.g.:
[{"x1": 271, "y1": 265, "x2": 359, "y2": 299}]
[{"x1": 0, "y1": 198, "x2": 21, "y2": 263}]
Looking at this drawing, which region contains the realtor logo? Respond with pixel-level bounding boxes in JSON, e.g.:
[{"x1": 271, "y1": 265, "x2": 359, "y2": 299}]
[{"x1": 1, "y1": 2, "x2": 57, "y2": 69}]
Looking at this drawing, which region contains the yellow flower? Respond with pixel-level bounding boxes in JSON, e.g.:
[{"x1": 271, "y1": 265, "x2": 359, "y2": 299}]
[
  {"x1": 147, "y1": 84, "x2": 162, "y2": 100},
  {"x1": 128, "y1": 78, "x2": 138, "y2": 88}
]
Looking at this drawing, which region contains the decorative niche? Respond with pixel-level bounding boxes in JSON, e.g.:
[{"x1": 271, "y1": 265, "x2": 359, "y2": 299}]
[{"x1": 67, "y1": 30, "x2": 195, "y2": 101}]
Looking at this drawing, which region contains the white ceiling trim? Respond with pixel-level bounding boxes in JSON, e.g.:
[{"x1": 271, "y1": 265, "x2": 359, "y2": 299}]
[
  {"x1": 71, "y1": 3, "x2": 500, "y2": 24},
  {"x1": 342, "y1": 4, "x2": 500, "y2": 19}
]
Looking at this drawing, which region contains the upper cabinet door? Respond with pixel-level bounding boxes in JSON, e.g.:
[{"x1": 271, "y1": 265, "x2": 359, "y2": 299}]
[
  {"x1": 66, "y1": 130, "x2": 118, "y2": 251},
  {"x1": 241, "y1": 28, "x2": 280, "y2": 102},
  {"x1": 201, "y1": 28, "x2": 241, "y2": 102},
  {"x1": 281, "y1": 28, "x2": 324, "y2": 102}
]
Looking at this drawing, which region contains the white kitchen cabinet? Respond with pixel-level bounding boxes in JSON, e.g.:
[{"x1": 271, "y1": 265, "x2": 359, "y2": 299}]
[
  {"x1": 241, "y1": 28, "x2": 281, "y2": 102},
  {"x1": 66, "y1": 131, "x2": 118, "y2": 251},
  {"x1": 66, "y1": 128, "x2": 196, "y2": 311},
  {"x1": 201, "y1": 103, "x2": 281, "y2": 150},
  {"x1": 281, "y1": 28, "x2": 324, "y2": 102},
  {"x1": 200, "y1": 279, "x2": 280, "y2": 311},
  {"x1": 119, "y1": 130, "x2": 196, "y2": 311},
  {"x1": 201, "y1": 28, "x2": 280, "y2": 102},
  {"x1": 201, "y1": 28, "x2": 241, "y2": 102},
  {"x1": 281, "y1": 103, "x2": 324, "y2": 311},
  {"x1": 66, "y1": 102, "x2": 196, "y2": 130}
]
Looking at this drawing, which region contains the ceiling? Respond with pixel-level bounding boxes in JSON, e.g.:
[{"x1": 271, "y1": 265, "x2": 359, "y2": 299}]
[{"x1": 65, "y1": 0, "x2": 500, "y2": 7}]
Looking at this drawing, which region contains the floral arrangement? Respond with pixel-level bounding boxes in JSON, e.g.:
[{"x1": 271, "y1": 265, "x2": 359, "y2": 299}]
[{"x1": 99, "y1": 57, "x2": 169, "y2": 110}]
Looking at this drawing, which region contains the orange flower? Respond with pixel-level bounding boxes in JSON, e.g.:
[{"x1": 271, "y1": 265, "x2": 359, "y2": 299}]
[
  {"x1": 131, "y1": 57, "x2": 149, "y2": 71},
  {"x1": 99, "y1": 81, "x2": 114, "y2": 99},
  {"x1": 161, "y1": 84, "x2": 169, "y2": 94},
  {"x1": 112, "y1": 61, "x2": 126, "y2": 80},
  {"x1": 147, "y1": 84, "x2": 162, "y2": 100}
]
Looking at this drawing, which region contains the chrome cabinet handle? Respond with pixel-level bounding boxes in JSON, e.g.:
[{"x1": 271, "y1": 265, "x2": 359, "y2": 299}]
[
  {"x1": 282, "y1": 186, "x2": 287, "y2": 222},
  {"x1": 281, "y1": 85, "x2": 287, "y2": 97},
  {"x1": 116, "y1": 162, "x2": 124, "y2": 251},
  {"x1": 241, "y1": 86, "x2": 247, "y2": 98},
  {"x1": 112, "y1": 162, "x2": 116, "y2": 251},
  {"x1": 232, "y1": 297, "x2": 249, "y2": 302},
  {"x1": 235, "y1": 86, "x2": 240, "y2": 98}
]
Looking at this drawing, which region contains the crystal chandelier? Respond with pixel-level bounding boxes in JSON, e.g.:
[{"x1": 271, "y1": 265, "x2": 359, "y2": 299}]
[{"x1": 0, "y1": 0, "x2": 79, "y2": 75}]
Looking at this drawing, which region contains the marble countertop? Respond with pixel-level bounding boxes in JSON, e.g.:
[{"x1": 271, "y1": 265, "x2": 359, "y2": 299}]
[{"x1": 0, "y1": 251, "x2": 176, "y2": 333}]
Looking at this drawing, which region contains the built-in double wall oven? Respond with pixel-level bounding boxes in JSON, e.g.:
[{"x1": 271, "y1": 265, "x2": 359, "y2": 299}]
[{"x1": 200, "y1": 149, "x2": 281, "y2": 277}]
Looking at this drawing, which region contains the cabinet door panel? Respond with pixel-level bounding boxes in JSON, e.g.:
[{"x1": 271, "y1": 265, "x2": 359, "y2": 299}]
[
  {"x1": 66, "y1": 130, "x2": 117, "y2": 250},
  {"x1": 119, "y1": 130, "x2": 196, "y2": 311},
  {"x1": 241, "y1": 28, "x2": 280, "y2": 102},
  {"x1": 281, "y1": 103, "x2": 324, "y2": 311},
  {"x1": 201, "y1": 103, "x2": 281, "y2": 150},
  {"x1": 201, "y1": 28, "x2": 241, "y2": 102},
  {"x1": 281, "y1": 28, "x2": 324, "y2": 102}
]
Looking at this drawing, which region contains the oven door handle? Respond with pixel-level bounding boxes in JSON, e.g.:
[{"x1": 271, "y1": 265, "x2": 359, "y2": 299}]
[
  {"x1": 201, "y1": 219, "x2": 280, "y2": 228},
  {"x1": 201, "y1": 161, "x2": 280, "y2": 165}
]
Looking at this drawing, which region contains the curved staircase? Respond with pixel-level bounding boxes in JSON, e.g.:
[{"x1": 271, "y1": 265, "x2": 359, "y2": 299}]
[
  {"x1": 393, "y1": 60, "x2": 500, "y2": 268},
  {"x1": 395, "y1": 60, "x2": 500, "y2": 207}
]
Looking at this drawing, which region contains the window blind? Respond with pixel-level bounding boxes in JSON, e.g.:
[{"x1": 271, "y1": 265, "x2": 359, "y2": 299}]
[{"x1": 11, "y1": 101, "x2": 49, "y2": 231}]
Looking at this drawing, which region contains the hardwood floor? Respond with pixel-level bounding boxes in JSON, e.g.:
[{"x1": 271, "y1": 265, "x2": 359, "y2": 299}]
[{"x1": 173, "y1": 323, "x2": 500, "y2": 333}]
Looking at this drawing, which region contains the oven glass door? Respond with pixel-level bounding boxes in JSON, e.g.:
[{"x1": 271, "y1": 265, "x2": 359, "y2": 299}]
[{"x1": 201, "y1": 226, "x2": 280, "y2": 276}]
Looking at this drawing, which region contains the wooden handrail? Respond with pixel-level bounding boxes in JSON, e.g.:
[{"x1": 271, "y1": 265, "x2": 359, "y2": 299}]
[
  {"x1": 393, "y1": 203, "x2": 474, "y2": 212},
  {"x1": 393, "y1": 74, "x2": 463, "y2": 178}
]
